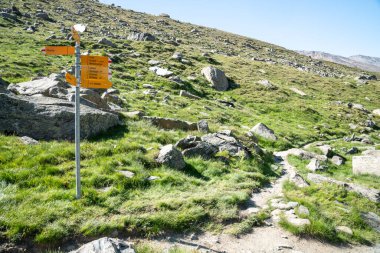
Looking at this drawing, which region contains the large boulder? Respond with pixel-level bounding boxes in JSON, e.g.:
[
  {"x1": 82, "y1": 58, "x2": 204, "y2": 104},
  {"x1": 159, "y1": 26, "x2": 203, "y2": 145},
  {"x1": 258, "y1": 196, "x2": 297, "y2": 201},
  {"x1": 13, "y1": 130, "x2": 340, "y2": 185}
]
[
  {"x1": 0, "y1": 93, "x2": 119, "y2": 140},
  {"x1": 352, "y1": 156, "x2": 380, "y2": 177},
  {"x1": 201, "y1": 132, "x2": 250, "y2": 158},
  {"x1": 97, "y1": 38, "x2": 116, "y2": 48},
  {"x1": 7, "y1": 73, "x2": 70, "y2": 98},
  {"x1": 142, "y1": 116, "x2": 197, "y2": 131},
  {"x1": 249, "y1": 123, "x2": 277, "y2": 141},
  {"x1": 182, "y1": 142, "x2": 218, "y2": 159},
  {"x1": 69, "y1": 237, "x2": 135, "y2": 253},
  {"x1": 128, "y1": 32, "x2": 155, "y2": 41},
  {"x1": 373, "y1": 109, "x2": 380, "y2": 117},
  {"x1": 156, "y1": 145, "x2": 186, "y2": 170},
  {"x1": 201, "y1": 66, "x2": 229, "y2": 91}
]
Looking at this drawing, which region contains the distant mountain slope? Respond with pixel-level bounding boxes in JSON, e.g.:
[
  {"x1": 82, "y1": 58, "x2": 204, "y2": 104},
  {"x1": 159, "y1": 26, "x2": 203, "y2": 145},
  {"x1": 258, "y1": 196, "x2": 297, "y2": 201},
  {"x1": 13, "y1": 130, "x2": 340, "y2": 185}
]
[{"x1": 297, "y1": 51, "x2": 380, "y2": 73}]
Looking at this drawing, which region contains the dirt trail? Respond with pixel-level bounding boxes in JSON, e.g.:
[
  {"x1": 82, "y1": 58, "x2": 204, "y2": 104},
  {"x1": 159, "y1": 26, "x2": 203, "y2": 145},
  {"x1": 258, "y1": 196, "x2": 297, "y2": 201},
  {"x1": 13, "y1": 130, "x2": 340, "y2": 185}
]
[{"x1": 139, "y1": 146, "x2": 378, "y2": 253}]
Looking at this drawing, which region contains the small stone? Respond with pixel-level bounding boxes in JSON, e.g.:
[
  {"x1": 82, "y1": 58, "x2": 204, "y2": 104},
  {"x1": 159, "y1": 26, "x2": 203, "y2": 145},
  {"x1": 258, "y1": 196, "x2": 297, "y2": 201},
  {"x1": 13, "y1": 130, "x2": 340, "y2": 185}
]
[
  {"x1": 197, "y1": 120, "x2": 209, "y2": 133},
  {"x1": 20, "y1": 136, "x2": 39, "y2": 145},
  {"x1": 118, "y1": 170, "x2": 135, "y2": 178},
  {"x1": 306, "y1": 158, "x2": 323, "y2": 171},
  {"x1": 147, "y1": 176, "x2": 160, "y2": 181},
  {"x1": 331, "y1": 155, "x2": 345, "y2": 166},
  {"x1": 336, "y1": 226, "x2": 353, "y2": 235},
  {"x1": 297, "y1": 205, "x2": 310, "y2": 216}
]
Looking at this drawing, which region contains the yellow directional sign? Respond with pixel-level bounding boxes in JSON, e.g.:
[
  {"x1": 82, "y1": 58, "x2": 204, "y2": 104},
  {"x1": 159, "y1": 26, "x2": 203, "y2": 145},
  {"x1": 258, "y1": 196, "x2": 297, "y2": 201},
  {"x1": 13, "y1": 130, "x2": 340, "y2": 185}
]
[
  {"x1": 81, "y1": 65, "x2": 108, "y2": 80},
  {"x1": 65, "y1": 72, "x2": 76, "y2": 86},
  {"x1": 81, "y1": 55, "x2": 109, "y2": 67},
  {"x1": 42, "y1": 46, "x2": 75, "y2": 55},
  {"x1": 81, "y1": 79, "x2": 112, "y2": 89}
]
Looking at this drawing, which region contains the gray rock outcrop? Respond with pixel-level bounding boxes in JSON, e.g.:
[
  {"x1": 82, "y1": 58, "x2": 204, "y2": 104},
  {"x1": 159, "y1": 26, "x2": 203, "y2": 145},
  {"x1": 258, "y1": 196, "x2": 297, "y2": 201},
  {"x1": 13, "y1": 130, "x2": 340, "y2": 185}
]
[
  {"x1": 69, "y1": 237, "x2": 135, "y2": 253},
  {"x1": 156, "y1": 144, "x2": 186, "y2": 169},
  {"x1": 307, "y1": 173, "x2": 380, "y2": 203},
  {"x1": 201, "y1": 66, "x2": 229, "y2": 91},
  {"x1": 249, "y1": 123, "x2": 277, "y2": 141},
  {"x1": 142, "y1": 116, "x2": 197, "y2": 131},
  {"x1": 0, "y1": 93, "x2": 119, "y2": 140},
  {"x1": 128, "y1": 32, "x2": 155, "y2": 41},
  {"x1": 353, "y1": 151, "x2": 380, "y2": 177},
  {"x1": 98, "y1": 38, "x2": 116, "y2": 48}
]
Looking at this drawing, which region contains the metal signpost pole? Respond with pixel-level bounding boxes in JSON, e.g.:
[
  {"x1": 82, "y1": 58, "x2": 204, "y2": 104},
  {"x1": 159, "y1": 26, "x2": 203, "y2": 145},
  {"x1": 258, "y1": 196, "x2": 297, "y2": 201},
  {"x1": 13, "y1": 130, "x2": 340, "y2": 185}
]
[{"x1": 75, "y1": 40, "x2": 81, "y2": 199}]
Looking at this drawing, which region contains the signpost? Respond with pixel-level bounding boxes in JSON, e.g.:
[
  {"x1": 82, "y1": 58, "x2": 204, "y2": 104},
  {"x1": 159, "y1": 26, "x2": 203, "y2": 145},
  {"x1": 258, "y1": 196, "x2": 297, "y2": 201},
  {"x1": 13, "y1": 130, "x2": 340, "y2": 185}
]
[{"x1": 43, "y1": 24, "x2": 112, "y2": 199}]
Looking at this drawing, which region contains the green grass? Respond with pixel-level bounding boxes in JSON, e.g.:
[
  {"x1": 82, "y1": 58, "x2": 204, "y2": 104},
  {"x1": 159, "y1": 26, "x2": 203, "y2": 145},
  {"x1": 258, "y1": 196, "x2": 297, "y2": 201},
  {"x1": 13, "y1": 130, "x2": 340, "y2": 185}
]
[
  {"x1": 281, "y1": 181, "x2": 380, "y2": 245},
  {"x1": 0, "y1": 120, "x2": 275, "y2": 244}
]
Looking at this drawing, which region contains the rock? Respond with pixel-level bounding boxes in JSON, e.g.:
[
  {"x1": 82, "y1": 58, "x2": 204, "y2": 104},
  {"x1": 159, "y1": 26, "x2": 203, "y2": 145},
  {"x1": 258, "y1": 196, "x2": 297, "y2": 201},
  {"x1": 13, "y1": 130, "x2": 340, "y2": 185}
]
[
  {"x1": 159, "y1": 13, "x2": 170, "y2": 18},
  {"x1": 168, "y1": 75, "x2": 183, "y2": 83},
  {"x1": 156, "y1": 144, "x2": 186, "y2": 170},
  {"x1": 69, "y1": 237, "x2": 135, "y2": 253},
  {"x1": 373, "y1": 109, "x2": 380, "y2": 117},
  {"x1": 361, "y1": 212, "x2": 380, "y2": 233},
  {"x1": 318, "y1": 145, "x2": 333, "y2": 157},
  {"x1": 290, "y1": 173, "x2": 309, "y2": 188},
  {"x1": 142, "y1": 116, "x2": 197, "y2": 131},
  {"x1": 98, "y1": 38, "x2": 116, "y2": 48},
  {"x1": 286, "y1": 217, "x2": 311, "y2": 227},
  {"x1": 249, "y1": 123, "x2": 277, "y2": 141},
  {"x1": 142, "y1": 84, "x2": 155, "y2": 89},
  {"x1": 69, "y1": 89, "x2": 110, "y2": 110},
  {"x1": 257, "y1": 80, "x2": 277, "y2": 90},
  {"x1": 175, "y1": 135, "x2": 200, "y2": 149},
  {"x1": 352, "y1": 156, "x2": 380, "y2": 177},
  {"x1": 336, "y1": 226, "x2": 353, "y2": 235},
  {"x1": 297, "y1": 205, "x2": 310, "y2": 216},
  {"x1": 346, "y1": 147, "x2": 359, "y2": 155},
  {"x1": 0, "y1": 12, "x2": 19, "y2": 22},
  {"x1": 271, "y1": 200, "x2": 299, "y2": 210},
  {"x1": 118, "y1": 170, "x2": 135, "y2": 178},
  {"x1": 197, "y1": 120, "x2": 209, "y2": 133},
  {"x1": 201, "y1": 132, "x2": 250, "y2": 158},
  {"x1": 128, "y1": 32, "x2": 155, "y2": 41},
  {"x1": 7, "y1": 73, "x2": 70, "y2": 97},
  {"x1": 101, "y1": 92, "x2": 122, "y2": 106},
  {"x1": 201, "y1": 66, "x2": 229, "y2": 91},
  {"x1": 182, "y1": 142, "x2": 218, "y2": 159},
  {"x1": 364, "y1": 120, "x2": 376, "y2": 128},
  {"x1": 147, "y1": 176, "x2": 160, "y2": 181},
  {"x1": 355, "y1": 74, "x2": 377, "y2": 81},
  {"x1": 179, "y1": 90, "x2": 200, "y2": 100},
  {"x1": 20, "y1": 136, "x2": 38, "y2": 145},
  {"x1": 35, "y1": 11, "x2": 51, "y2": 21},
  {"x1": 149, "y1": 66, "x2": 173, "y2": 77},
  {"x1": 362, "y1": 150, "x2": 380, "y2": 156},
  {"x1": 306, "y1": 158, "x2": 323, "y2": 171},
  {"x1": 148, "y1": 59, "x2": 161, "y2": 65},
  {"x1": 124, "y1": 111, "x2": 145, "y2": 118},
  {"x1": 290, "y1": 87, "x2": 307, "y2": 96},
  {"x1": 172, "y1": 52, "x2": 183, "y2": 60},
  {"x1": 331, "y1": 155, "x2": 345, "y2": 166},
  {"x1": 0, "y1": 93, "x2": 119, "y2": 140},
  {"x1": 307, "y1": 173, "x2": 380, "y2": 203}
]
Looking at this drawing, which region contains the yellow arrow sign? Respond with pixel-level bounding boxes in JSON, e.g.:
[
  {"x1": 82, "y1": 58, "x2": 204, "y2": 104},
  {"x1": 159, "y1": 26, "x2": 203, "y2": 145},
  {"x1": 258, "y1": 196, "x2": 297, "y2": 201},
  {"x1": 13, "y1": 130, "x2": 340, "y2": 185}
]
[
  {"x1": 65, "y1": 72, "x2": 77, "y2": 86},
  {"x1": 81, "y1": 55, "x2": 109, "y2": 67},
  {"x1": 81, "y1": 79, "x2": 112, "y2": 89},
  {"x1": 42, "y1": 46, "x2": 75, "y2": 55}
]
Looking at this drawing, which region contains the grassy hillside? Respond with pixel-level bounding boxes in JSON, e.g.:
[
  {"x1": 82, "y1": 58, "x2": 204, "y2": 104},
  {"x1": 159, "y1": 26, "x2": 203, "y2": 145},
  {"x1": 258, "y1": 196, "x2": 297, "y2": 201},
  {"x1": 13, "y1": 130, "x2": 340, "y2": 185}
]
[{"x1": 0, "y1": 0, "x2": 379, "y2": 249}]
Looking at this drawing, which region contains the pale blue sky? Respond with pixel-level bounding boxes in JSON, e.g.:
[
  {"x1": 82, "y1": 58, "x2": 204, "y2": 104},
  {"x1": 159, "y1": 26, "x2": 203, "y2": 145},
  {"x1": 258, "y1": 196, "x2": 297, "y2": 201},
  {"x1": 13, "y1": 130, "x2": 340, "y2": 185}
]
[{"x1": 100, "y1": 0, "x2": 380, "y2": 57}]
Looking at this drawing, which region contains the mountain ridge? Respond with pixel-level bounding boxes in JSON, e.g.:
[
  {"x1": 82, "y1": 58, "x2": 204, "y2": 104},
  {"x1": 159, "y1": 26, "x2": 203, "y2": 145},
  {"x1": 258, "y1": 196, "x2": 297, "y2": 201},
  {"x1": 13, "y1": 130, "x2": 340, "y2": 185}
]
[{"x1": 297, "y1": 50, "x2": 380, "y2": 73}]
